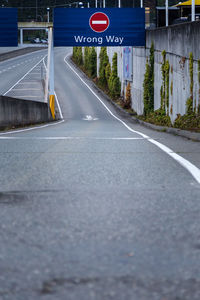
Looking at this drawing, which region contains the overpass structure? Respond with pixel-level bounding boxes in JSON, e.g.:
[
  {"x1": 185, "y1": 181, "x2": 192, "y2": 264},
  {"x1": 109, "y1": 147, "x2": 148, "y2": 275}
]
[{"x1": 18, "y1": 22, "x2": 53, "y2": 45}]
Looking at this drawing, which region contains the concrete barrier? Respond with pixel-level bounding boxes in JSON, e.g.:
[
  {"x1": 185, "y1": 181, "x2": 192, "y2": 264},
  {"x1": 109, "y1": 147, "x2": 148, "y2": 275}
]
[{"x1": 0, "y1": 95, "x2": 54, "y2": 130}]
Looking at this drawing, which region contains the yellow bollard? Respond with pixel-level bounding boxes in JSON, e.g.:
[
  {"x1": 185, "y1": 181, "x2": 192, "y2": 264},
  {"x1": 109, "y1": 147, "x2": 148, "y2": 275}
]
[{"x1": 49, "y1": 95, "x2": 55, "y2": 119}]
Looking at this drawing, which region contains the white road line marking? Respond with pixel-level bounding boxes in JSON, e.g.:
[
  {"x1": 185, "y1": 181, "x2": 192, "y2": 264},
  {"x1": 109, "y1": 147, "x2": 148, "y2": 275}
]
[
  {"x1": 83, "y1": 115, "x2": 99, "y2": 121},
  {"x1": 3, "y1": 57, "x2": 45, "y2": 96},
  {"x1": 9, "y1": 95, "x2": 42, "y2": 98},
  {"x1": 11, "y1": 89, "x2": 41, "y2": 91},
  {"x1": 16, "y1": 82, "x2": 39, "y2": 85},
  {"x1": 64, "y1": 53, "x2": 200, "y2": 184},
  {"x1": 0, "y1": 53, "x2": 64, "y2": 135},
  {"x1": 55, "y1": 92, "x2": 64, "y2": 120},
  {"x1": 0, "y1": 136, "x2": 144, "y2": 140},
  {"x1": 0, "y1": 120, "x2": 65, "y2": 136}
]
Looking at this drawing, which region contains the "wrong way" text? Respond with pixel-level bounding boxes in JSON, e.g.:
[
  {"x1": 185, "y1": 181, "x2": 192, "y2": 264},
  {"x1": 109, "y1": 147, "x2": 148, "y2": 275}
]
[{"x1": 74, "y1": 35, "x2": 124, "y2": 45}]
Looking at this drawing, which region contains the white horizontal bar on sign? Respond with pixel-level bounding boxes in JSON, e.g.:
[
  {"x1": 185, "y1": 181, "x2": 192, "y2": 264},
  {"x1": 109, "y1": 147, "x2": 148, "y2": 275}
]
[{"x1": 92, "y1": 20, "x2": 107, "y2": 24}]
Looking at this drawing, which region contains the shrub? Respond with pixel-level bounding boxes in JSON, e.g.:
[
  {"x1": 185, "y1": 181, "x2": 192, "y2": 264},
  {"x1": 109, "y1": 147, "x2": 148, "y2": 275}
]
[
  {"x1": 73, "y1": 47, "x2": 83, "y2": 66},
  {"x1": 88, "y1": 47, "x2": 97, "y2": 78},
  {"x1": 143, "y1": 42, "x2": 154, "y2": 115},
  {"x1": 105, "y1": 62, "x2": 111, "y2": 83},
  {"x1": 84, "y1": 47, "x2": 90, "y2": 71},
  {"x1": 108, "y1": 53, "x2": 121, "y2": 98},
  {"x1": 123, "y1": 82, "x2": 132, "y2": 109},
  {"x1": 174, "y1": 113, "x2": 200, "y2": 131},
  {"x1": 99, "y1": 47, "x2": 109, "y2": 88},
  {"x1": 139, "y1": 108, "x2": 172, "y2": 127}
]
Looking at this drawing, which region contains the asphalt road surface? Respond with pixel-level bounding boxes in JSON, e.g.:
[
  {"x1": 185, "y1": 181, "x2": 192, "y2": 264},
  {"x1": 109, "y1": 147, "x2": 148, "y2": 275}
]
[
  {"x1": 0, "y1": 48, "x2": 200, "y2": 300},
  {"x1": 0, "y1": 49, "x2": 46, "y2": 101}
]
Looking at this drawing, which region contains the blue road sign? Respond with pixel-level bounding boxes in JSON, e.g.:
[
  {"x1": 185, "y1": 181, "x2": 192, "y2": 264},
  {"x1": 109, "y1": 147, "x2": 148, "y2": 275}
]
[
  {"x1": 123, "y1": 47, "x2": 133, "y2": 81},
  {"x1": 0, "y1": 8, "x2": 18, "y2": 47},
  {"x1": 54, "y1": 8, "x2": 145, "y2": 47}
]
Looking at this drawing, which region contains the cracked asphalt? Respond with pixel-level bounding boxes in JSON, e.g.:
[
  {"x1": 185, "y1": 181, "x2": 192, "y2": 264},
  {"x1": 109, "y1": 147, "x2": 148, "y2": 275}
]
[{"x1": 0, "y1": 47, "x2": 200, "y2": 300}]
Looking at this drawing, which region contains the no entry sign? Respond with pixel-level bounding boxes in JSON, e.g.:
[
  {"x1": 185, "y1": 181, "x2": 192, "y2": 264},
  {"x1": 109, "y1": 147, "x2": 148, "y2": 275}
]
[
  {"x1": 54, "y1": 8, "x2": 145, "y2": 47},
  {"x1": 89, "y1": 12, "x2": 110, "y2": 33}
]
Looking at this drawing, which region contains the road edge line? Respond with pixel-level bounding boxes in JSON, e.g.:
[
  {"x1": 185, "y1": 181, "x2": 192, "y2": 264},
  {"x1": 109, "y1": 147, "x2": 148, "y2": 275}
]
[
  {"x1": 0, "y1": 120, "x2": 65, "y2": 136},
  {"x1": 64, "y1": 53, "x2": 200, "y2": 184}
]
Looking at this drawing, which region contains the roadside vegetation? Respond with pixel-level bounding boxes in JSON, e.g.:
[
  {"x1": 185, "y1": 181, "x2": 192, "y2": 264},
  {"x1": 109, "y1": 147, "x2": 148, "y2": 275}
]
[
  {"x1": 72, "y1": 46, "x2": 200, "y2": 132},
  {"x1": 72, "y1": 46, "x2": 135, "y2": 114},
  {"x1": 141, "y1": 45, "x2": 200, "y2": 131}
]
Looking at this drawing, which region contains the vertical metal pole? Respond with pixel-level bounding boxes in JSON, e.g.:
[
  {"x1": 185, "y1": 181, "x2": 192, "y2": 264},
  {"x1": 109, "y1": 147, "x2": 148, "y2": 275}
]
[
  {"x1": 45, "y1": 27, "x2": 51, "y2": 103},
  {"x1": 46, "y1": 27, "x2": 55, "y2": 119},
  {"x1": 95, "y1": 0, "x2": 97, "y2": 8},
  {"x1": 87, "y1": 1, "x2": 90, "y2": 8},
  {"x1": 103, "y1": 0, "x2": 105, "y2": 8},
  {"x1": 165, "y1": 0, "x2": 168, "y2": 27},
  {"x1": 140, "y1": 0, "x2": 143, "y2": 8},
  {"x1": 49, "y1": 30, "x2": 54, "y2": 98},
  {"x1": 192, "y1": 0, "x2": 195, "y2": 21},
  {"x1": 118, "y1": 0, "x2": 121, "y2": 8},
  {"x1": 45, "y1": 26, "x2": 54, "y2": 119},
  {"x1": 20, "y1": 28, "x2": 23, "y2": 46}
]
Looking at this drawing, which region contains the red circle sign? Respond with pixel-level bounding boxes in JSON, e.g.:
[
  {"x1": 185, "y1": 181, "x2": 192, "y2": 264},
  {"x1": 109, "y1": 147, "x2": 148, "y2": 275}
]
[{"x1": 89, "y1": 12, "x2": 110, "y2": 33}]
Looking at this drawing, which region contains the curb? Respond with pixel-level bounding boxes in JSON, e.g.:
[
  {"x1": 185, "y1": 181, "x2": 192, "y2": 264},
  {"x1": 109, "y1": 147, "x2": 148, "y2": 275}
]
[{"x1": 107, "y1": 97, "x2": 200, "y2": 142}]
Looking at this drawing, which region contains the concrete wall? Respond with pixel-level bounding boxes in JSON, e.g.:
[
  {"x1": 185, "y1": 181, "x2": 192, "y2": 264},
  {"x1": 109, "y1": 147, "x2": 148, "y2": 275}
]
[
  {"x1": 98, "y1": 21, "x2": 200, "y2": 123},
  {"x1": 0, "y1": 96, "x2": 54, "y2": 130},
  {"x1": 146, "y1": 21, "x2": 200, "y2": 61},
  {"x1": 146, "y1": 21, "x2": 200, "y2": 122}
]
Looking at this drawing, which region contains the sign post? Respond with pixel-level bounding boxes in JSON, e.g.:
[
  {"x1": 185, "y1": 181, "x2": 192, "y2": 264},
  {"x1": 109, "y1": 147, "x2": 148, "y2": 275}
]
[{"x1": 45, "y1": 27, "x2": 55, "y2": 119}]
